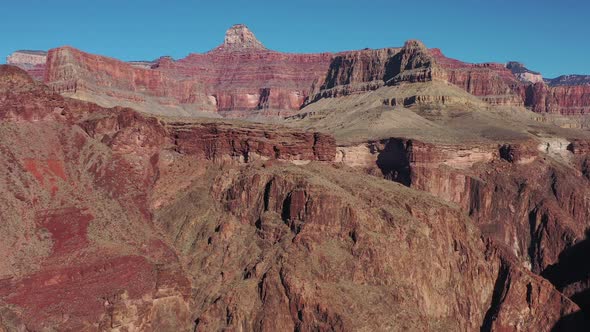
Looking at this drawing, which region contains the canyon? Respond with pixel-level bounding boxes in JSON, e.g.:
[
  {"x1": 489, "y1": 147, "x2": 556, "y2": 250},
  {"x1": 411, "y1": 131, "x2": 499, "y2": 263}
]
[{"x1": 2, "y1": 24, "x2": 590, "y2": 331}]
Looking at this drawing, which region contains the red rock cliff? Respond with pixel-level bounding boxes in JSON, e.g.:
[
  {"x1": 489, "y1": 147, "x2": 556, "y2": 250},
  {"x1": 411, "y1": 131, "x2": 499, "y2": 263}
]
[
  {"x1": 18, "y1": 25, "x2": 590, "y2": 117},
  {"x1": 430, "y1": 48, "x2": 526, "y2": 106},
  {"x1": 526, "y1": 82, "x2": 590, "y2": 115},
  {"x1": 44, "y1": 25, "x2": 335, "y2": 116}
]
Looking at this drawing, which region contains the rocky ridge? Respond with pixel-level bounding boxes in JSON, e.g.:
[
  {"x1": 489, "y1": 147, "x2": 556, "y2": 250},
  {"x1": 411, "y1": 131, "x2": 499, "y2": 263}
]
[
  {"x1": 8, "y1": 24, "x2": 590, "y2": 117},
  {"x1": 547, "y1": 75, "x2": 590, "y2": 87}
]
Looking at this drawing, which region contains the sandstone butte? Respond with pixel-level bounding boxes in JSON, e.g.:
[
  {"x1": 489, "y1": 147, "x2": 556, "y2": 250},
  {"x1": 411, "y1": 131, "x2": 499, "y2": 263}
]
[{"x1": 2, "y1": 24, "x2": 590, "y2": 331}]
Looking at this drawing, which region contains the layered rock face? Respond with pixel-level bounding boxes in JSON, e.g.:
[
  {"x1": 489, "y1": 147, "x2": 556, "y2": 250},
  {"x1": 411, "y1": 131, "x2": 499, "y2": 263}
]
[
  {"x1": 306, "y1": 40, "x2": 435, "y2": 104},
  {"x1": 1, "y1": 65, "x2": 586, "y2": 330},
  {"x1": 335, "y1": 134, "x2": 590, "y2": 326},
  {"x1": 313, "y1": 45, "x2": 590, "y2": 115},
  {"x1": 167, "y1": 51, "x2": 333, "y2": 115},
  {"x1": 306, "y1": 47, "x2": 402, "y2": 101},
  {"x1": 427, "y1": 49, "x2": 526, "y2": 106},
  {"x1": 526, "y1": 82, "x2": 590, "y2": 115},
  {"x1": 41, "y1": 25, "x2": 336, "y2": 116},
  {"x1": 305, "y1": 45, "x2": 525, "y2": 108},
  {"x1": 313, "y1": 44, "x2": 590, "y2": 115},
  {"x1": 9, "y1": 24, "x2": 590, "y2": 117},
  {"x1": 44, "y1": 46, "x2": 217, "y2": 116},
  {"x1": 80, "y1": 111, "x2": 336, "y2": 164},
  {"x1": 6, "y1": 50, "x2": 47, "y2": 80},
  {"x1": 306, "y1": 43, "x2": 590, "y2": 115}
]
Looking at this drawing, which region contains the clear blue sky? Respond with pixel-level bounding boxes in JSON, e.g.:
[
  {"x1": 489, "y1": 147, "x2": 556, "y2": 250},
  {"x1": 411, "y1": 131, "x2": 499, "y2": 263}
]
[{"x1": 1, "y1": 0, "x2": 588, "y2": 78}]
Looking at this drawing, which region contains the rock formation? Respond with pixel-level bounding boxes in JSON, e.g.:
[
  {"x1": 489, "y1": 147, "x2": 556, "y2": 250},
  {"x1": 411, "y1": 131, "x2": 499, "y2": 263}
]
[
  {"x1": 526, "y1": 82, "x2": 590, "y2": 115},
  {"x1": 6, "y1": 50, "x2": 46, "y2": 80},
  {"x1": 285, "y1": 52, "x2": 590, "y2": 329},
  {"x1": 38, "y1": 25, "x2": 336, "y2": 116},
  {"x1": 215, "y1": 23, "x2": 267, "y2": 51},
  {"x1": 7, "y1": 25, "x2": 590, "y2": 117},
  {"x1": 507, "y1": 61, "x2": 544, "y2": 84},
  {"x1": 1, "y1": 65, "x2": 588, "y2": 330}
]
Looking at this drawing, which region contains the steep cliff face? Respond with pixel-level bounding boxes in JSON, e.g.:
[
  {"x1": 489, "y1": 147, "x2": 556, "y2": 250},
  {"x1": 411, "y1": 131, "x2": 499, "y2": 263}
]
[
  {"x1": 170, "y1": 25, "x2": 335, "y2": 114},
  {"x1": 429, "y1": 49, "x2": 526, "y2": 107},
  {"x1": 309, "y1": 44, "x2": 590, "y2": 114},
  {"x1": 347, "y1": 137, "x2": 590, "y2": 272},
  {"x1": 334, "y1": 133, "x2": 590, "y2": 325},
  {"x1": 310, "y1": 41, "x2": 525, "y2": 106},
  {"x1": 169, "y1": 49, "x2": 333, "y2": 115},
  {"x1": 307, "y1": 47, "x2": 402, "y2": 101},
  {"x1": 12, "y1": 25, "x2": 590, "y2": 117},
  {"x1": 80, "y1": 109, "x2": 336, "y2": 164},
  {"x1": 44, "y1": 46, "x2": 218, "y2": 116},
  {"x1": 42, "y1": 25, "x2": 335, "y2": 116},
  {"x1": 306, "y1": 44, "x2": 590, "y2": 116},
  {"x1": 526, "y1": 82, "x2": 590, "y2": 115},
  {"x1": 7, "y1": 49, "x2": 158, "y2": 80},
  {"x1": 302, "y1": 44, "x2": 523, "y2": 108},
  {"x1": 306, "y1": 40, "x2": 435, "y2": 104},
  {"x1": 1, "y1": 66, "x2": 584, "y2": 331},
  {"x1": 309, "y1": 44, "x2": 567, "y2": 113},
  {"x1": 157, "y1": 159, "x2": 579, "y2": 332}
]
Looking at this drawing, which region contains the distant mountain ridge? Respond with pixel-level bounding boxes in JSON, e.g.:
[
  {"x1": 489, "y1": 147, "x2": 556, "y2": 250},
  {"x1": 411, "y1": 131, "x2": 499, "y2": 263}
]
[
  {"x1": 6, "y1": 24, "x2": 590, "y2": 116},
  {"x1": 546, "y1": 74, "x2": 590, "y2": 86}
]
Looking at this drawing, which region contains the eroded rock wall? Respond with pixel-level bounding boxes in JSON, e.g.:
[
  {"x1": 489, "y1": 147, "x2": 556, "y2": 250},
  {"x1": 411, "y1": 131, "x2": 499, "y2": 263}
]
[
  {"x1": 0, "y1": 65, "x2": 583, "y2": 331},
  {"x1": 338, "y1": 135, "x2": 590, "y2": 325},
  {"x1": 9, "y1": 25, "x2": 590, "y2": 117}
]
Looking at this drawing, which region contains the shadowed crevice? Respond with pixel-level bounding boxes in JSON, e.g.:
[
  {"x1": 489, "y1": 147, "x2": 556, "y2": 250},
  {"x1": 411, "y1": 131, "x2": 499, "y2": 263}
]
[
  {"x1": 551, "y1": 310, "x2": 590, "y2": 332},
  {"x1": 376, "y1": 139, "x2": 412, "y2": 186},
  {"x1": 481, "y1": 262, "x2": 511, "y2": 332}
]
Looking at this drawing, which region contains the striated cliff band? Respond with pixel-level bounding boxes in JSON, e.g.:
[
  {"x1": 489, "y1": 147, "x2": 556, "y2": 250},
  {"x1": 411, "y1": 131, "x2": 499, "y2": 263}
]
[{"x1": 7, "y1": 24, "x2": 590, "y2": 118}]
